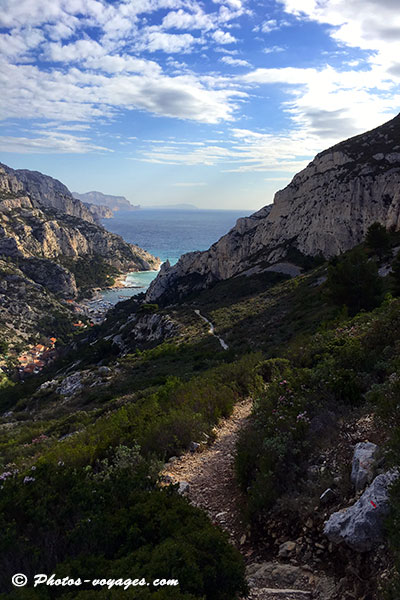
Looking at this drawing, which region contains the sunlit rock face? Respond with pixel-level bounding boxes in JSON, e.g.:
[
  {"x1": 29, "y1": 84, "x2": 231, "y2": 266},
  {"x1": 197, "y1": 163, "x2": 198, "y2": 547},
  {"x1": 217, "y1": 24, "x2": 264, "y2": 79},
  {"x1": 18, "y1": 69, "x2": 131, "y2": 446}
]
[{"x1": 147, "y1": 113, "x2": 400, "y2": 303}]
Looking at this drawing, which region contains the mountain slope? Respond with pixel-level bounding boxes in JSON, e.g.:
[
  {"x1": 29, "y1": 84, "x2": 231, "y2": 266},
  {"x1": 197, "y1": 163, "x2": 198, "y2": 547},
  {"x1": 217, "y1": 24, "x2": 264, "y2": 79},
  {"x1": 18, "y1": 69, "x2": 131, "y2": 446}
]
[
  {"x1": 147, "y1": 113, "x2": 400, "y2": 303},
  {"x1": 0, "y1": 162, "x2": 102, "y2": 224},
  {"x1": 0, "y1": 164, "x2": 160, "y2": 347}
]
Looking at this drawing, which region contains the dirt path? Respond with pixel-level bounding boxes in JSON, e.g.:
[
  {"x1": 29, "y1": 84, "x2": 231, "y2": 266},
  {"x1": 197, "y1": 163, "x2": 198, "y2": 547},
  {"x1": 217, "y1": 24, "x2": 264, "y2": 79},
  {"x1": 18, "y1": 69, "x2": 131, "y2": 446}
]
[
  {"x1": 163, "y1": 398, "x2": 251, "y2": 548},
  {"x1": 194, "y1": 309, "x2": 229, "y2": 350},
  {"x1": 161, "y1": 399, "x2": 321, "y2": 600}
]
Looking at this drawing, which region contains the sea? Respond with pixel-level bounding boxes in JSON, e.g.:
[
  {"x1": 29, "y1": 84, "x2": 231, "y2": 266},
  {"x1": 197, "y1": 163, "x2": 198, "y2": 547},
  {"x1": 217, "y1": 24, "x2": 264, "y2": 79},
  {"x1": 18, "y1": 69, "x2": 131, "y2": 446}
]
[{"x1": 100, "y1": 208, "x2": 250, "y2": 303}]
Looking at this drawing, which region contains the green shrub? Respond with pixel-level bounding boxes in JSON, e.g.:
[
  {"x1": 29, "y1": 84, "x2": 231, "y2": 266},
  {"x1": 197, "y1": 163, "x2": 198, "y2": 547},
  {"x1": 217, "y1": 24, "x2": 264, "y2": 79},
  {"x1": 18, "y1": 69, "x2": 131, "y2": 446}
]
[
  {"x1": 236, "y1": 361, "x2": 313, "y2": 521},
  {"x1": 139, "y1": 303, "x2": 159, "y2": 314},
  {"x1": 365, "y1": 222, "x2": 391, "y2": 259},
  {"x1": 0, "y1": 457, "x2": 247, "y2": 600},
  {"x1": 326, "y1": 247, "x2": 383, "y2": 315}
]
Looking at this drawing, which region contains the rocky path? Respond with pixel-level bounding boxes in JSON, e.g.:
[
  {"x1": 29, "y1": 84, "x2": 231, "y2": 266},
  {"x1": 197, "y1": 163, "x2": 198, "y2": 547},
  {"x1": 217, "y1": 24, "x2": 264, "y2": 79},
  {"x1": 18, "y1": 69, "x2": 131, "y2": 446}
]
[
  {"x1": 194, "y1": 309, "x2": 229, "y2": 350},
  {"x1": 161, "y1": 399, "x2": 323, "y2": 600}
]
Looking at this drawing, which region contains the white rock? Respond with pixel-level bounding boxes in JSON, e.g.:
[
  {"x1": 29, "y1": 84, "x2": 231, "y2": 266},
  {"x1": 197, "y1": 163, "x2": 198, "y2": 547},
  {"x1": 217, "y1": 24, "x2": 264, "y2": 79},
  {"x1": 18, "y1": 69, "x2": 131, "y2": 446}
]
[
  {"x1": 177, "y1": 481, "x2": 190, "y2": 495},
  {"x1": 351, "y1": 441, "x2": 379, "y2": 492},
  {"x1": 324, "y1": 470, "x2": 398, "y2": 552}
]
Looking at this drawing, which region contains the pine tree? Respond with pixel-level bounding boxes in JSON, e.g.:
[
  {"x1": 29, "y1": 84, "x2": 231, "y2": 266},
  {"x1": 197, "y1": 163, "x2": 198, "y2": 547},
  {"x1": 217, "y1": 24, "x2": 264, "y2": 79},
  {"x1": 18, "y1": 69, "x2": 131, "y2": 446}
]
[
  {"x1": 391, "y1": 251, "x2": 400, "y2": 296},
  {"x1": 365, "y1": 222, "x2": 391, "y2": 260},
  {"x1": 327, "y1": 248, "x2": 383, "y2": 314}
]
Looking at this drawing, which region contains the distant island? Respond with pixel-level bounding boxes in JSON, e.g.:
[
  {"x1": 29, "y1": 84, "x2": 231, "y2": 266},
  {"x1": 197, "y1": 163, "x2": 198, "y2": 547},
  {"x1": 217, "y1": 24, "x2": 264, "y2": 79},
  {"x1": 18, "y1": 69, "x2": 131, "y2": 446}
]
[
  {"x1": 73, "y1": 193, "x2": 199, "y2": 214},
  {"x1": 73, "y1": 190, "x2": 140, "y2": 213}
]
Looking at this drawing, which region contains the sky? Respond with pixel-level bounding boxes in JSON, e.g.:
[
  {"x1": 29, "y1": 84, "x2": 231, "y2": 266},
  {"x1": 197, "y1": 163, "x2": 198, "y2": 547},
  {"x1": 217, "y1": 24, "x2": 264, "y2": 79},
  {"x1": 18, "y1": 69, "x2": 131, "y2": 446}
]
[{"x1": 0, "y1": 0, "x2": 400, "y2": 210}]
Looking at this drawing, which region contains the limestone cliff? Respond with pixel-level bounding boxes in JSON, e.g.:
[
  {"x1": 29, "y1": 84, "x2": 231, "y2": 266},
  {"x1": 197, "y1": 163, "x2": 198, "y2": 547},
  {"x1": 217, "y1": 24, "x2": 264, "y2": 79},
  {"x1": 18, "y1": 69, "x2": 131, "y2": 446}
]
[
  {"x1": 83, "y1": 202, "x2": 113, "y2": 220},
  {"x1": 0, "y1": 193, "x2": 159, "y2": 286},
  {"x1": 0, "y1": 164, "x2": 160, "y2": 303},
  {"x1": 147, "y1": 113, "x2": 400, "y2": 303},
  {"x1": 73, "y1": 190, "x2": 140, "y2": 213},
  {"x1": 0, "y1": 164, "x2": 160, "y2": 349},
  {"x1": 0, "y1": 162, "x2": 104, "y2": 224}
]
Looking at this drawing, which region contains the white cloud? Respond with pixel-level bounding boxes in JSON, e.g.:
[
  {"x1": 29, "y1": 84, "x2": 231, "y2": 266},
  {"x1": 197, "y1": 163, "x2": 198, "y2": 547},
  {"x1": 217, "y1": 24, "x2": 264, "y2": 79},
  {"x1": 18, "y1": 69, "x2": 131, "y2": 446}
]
[
  {"x1": 143, "y1": 31, "x2": 200, "y2": 53},
  {"x1": 221, "y1": 56, "x2": 250, "y2": 67},
  {"x1": 0, "y1": 27, "x2": 45, "y2": 60},
  {"x1": 0, "y1": 132, "x2": 111, "y2": 154},
  {"x1": 162, "y1": 9, "x2": 215, "y2": 31},
  {"x1": 263, "y1": 45, "x2": 285, "y2": 54},
  {"x1": 138, "y1": 127, "x2": 322, "y2": 173},
  {"x1": 253, "y1": 19, "x2": 279, "y2": 34},
  {"x1": 45, "y1": 39, "x2": 105, "y2": 62},
  {"x1": 86, "y1": 55, "x2": 162, "y2": 76},
  {"x1": 241, "y1": 64, "x2": 400, "y2": 140},
  {"x1": 278, "y1": 0, "x2": 400, "y2": 77},
  {"x1": 214, "y1": 47, "x2": 238, "y2": 55},
  {"x1": 212, "y1": 30, "x2": 237, "y2": 44},
  {"x1": 213, "y1": 0, "x2": 244, "y2": 8},
  {"x1": 0, "y1": 58, "x2": 245, "y2": 124}
]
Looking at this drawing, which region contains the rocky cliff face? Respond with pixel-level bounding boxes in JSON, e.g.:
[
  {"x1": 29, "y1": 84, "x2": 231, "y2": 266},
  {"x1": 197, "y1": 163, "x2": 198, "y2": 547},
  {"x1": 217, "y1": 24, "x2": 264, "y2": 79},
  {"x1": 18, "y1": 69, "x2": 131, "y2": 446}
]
[
  {"x1": 0, "y1": 165, "x2": 160, "y2": 303},
  {"x1": 0, "y1": 164, "x2": 160, "y2": 349},
  {"x1": 147, "y1": 113, "x2": 400, "y2": 303},
  {"x1": 0, "y1": 194, "x2": 159, "y2": 279},
  {"x1": 0, "y1": 163, "x2": 102, "y2": 224},
  {"x1": 73, "y1": 190, "x2": 140, "y2": 212},
  {"x1": 0, "y1": 258, "x2": 75, "y2": 349},
  {"x1": 83, "y1": 202, "x2": 113, "y2": 220}
]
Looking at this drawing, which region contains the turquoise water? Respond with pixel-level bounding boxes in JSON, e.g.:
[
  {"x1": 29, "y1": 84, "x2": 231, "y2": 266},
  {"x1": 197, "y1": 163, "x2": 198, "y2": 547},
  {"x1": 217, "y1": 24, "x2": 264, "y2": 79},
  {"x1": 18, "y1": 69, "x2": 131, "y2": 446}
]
[{"x1": 100, "y1": 208, "x2": 249, "y2": 303}]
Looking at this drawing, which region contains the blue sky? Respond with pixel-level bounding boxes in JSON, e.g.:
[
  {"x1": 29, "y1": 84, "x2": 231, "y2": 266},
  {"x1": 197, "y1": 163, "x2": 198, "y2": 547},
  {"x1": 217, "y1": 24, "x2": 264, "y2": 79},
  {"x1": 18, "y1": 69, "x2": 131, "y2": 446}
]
[{"x1": 1, "y1": 0, "x2": 400, "y2": 210}]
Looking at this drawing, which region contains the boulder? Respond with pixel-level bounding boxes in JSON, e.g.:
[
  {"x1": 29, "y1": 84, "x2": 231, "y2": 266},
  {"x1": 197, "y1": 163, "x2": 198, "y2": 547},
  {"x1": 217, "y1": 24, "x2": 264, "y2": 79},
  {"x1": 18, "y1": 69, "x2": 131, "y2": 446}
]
[
  {"x1": 98, "y1": 366, "x2": 111, "y2": 375},
  {"x1": 57, "y1": 372, "x2": 83, "y2": 397},
  {"x1": 324, "y1": 471, "x2": 398, "y2": 551},
  {"x1": 177, "y1": 481, "x2": 190, "y2": 495},
  {"x1": 278, "y1": 540, "x2": 296, "y2": 558},
  {"x1": 351, "y1": 441, "x2": 378, "y2": 492},
  {"x1": 39, "y1": 379, "x2": 58, "y2": 392}
]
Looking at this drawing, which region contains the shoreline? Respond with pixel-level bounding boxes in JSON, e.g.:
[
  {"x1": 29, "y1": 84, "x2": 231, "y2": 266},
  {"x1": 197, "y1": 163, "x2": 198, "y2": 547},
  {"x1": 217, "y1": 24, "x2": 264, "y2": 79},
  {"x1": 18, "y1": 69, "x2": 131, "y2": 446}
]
[{"x1": 109, "y1": 272, "x2": 128, "y2": 289}]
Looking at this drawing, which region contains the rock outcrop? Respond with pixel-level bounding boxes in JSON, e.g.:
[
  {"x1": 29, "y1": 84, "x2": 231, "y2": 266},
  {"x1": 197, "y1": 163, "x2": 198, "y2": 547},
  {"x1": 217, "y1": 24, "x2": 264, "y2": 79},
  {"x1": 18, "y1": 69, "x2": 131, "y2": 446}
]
[
  {"x1": 324, "y1": 470, "x2": 398, "y2": 552},
  {"x1": 83, "y1": 202, "x2": 113, "y2": 220},
  {"x1": 0, "y1": 162, "x2": 100, "y2": 224},
  {"x1": 0, "y1": 163, "x2": 160, "y2": 347},
  {"x1": 0, "y1": 164, "x2": 160, "y2": 279},
  {"x1": 147, "y1": 113, "x2": 400, "y2": 303},
  {"x1": 0, "y1": 194, "x2": 159, "y2": 275},
  {"x1": 351, "y1": 441, "x2": 379, "y2": 492}
]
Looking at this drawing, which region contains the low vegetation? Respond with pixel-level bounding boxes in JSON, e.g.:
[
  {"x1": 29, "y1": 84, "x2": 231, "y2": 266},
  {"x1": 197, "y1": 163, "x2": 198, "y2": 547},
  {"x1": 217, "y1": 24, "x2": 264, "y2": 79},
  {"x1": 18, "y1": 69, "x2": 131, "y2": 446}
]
[{"x1": 2, "y1": 222, "x2": 400, "y2": 598}]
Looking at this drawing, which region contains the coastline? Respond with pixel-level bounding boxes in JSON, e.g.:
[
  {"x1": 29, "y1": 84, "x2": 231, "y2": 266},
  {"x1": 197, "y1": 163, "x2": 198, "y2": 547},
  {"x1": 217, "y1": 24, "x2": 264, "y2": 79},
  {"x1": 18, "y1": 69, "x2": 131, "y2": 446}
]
[
  {"x1": 110, "y1": 272, "x2": 129, "y2": 289},
  {"x1": 75, "y1": 267, "x2": 162, "y2": 325}
]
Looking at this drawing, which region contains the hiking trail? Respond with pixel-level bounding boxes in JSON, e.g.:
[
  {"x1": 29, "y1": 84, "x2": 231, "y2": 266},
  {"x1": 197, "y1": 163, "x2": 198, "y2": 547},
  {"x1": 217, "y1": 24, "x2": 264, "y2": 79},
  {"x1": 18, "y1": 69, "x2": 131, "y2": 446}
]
[
  {"x1": 194, "y1": 309, "x2": 229, "y2": 350},
  {"x1": 161, "y1": 399, "x2": 329, "y2": 599}
]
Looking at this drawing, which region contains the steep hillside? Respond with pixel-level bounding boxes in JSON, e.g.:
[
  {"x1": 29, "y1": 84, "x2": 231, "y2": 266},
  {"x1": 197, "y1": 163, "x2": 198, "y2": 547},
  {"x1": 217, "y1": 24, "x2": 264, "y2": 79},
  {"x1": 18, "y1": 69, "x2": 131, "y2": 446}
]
[
  {"x1": 0, "y1": 258, "x2": 75, "y2": 350},
  {"x1": 147, "y1": 113, "x2": 400, "y2": 303},
  {"x1": 0, "y1": 194, "x2": 158, "y2": 275},
  {"x1": 83, "y1": 202, "x2": 113, "y2": 220},
  {"x1": 0, "y1": 162, "x2": 102, "y2": 224},
  {"x1": 1, "y1": 232, "x2": 400, "y2": 599},
  {"x1": 0, "y1": 164, "x2": 160, "y2": 348}
]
